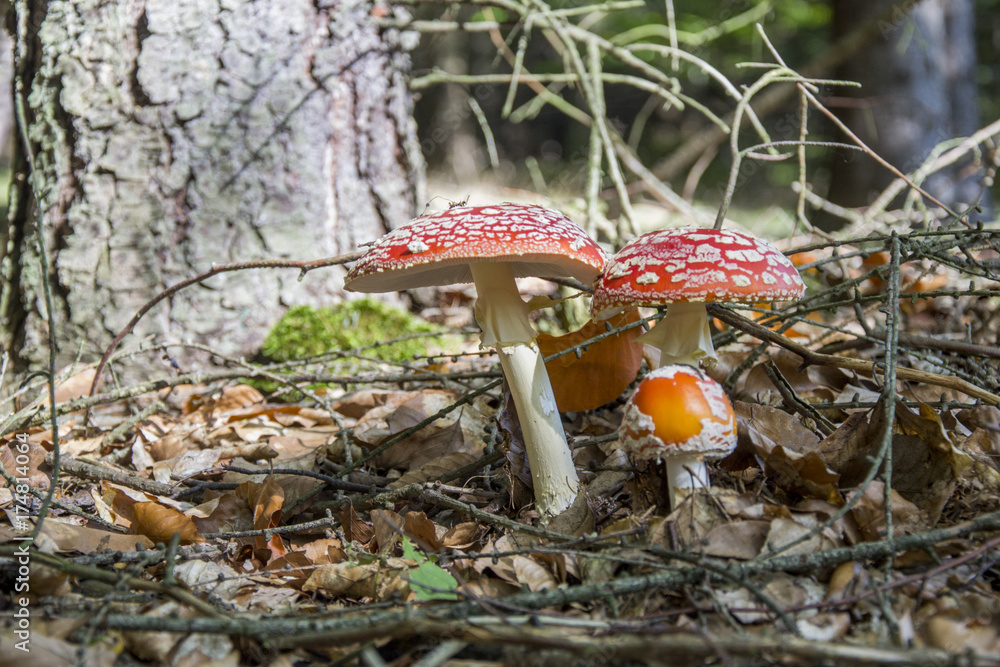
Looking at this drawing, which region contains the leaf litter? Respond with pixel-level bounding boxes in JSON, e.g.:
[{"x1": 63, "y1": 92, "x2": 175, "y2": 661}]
[{"x1": 3, "y1": 232, "x2": 1000, "y2": 666}]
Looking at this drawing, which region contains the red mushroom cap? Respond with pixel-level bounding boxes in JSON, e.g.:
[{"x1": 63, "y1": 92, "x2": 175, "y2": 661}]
[
  {"x1": 344, "y1": 204, "x2": 606, "y2": 292},
  {"x1": 620, "y1": 364, "x2": 737, "y2": 461},
  {"x1": 591, "y1": 227, "x2": 804, "y2": 318}
]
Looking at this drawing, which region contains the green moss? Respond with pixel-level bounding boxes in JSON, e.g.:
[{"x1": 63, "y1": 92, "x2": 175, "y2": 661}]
[{"x1": 260, "y1": 299, "x2": 440, "y2": 364}]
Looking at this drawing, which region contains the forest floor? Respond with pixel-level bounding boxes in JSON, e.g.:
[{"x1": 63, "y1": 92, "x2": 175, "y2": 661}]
[{"x1": 2, "y1": 218, "x2": 1000, "y2": 666}]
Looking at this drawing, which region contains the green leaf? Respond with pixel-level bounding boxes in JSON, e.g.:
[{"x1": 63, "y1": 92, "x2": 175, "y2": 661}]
[{"x1": 401, "y1": 537, "x2": 459, "y2": 601}]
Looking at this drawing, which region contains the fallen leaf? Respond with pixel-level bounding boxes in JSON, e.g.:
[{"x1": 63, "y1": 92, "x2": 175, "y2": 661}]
[
  {"x1": 1, "y1": 437, "x2": 50, "y2": 491},
  {"x1": 302, "y1": 559, "x2": 411, "y2": 600},
  {"x1": 441, "y1": 522, "x2": 480, "y2": 549},
  {"x1": 736, "y1": 402, "x2": 842, "y2": 504},
  {"x1": 846, "y1": 480, "x2": 929, "y2": 541},
  {"x1": 922, "y1": 613, "x2": 1000, "y2": 653},
  {"x1": 128, "y1": 502, "x2": 204, "y2": 545},
  {"x1": 338, "y1": 505, "x2": 374, "y2": 547},
  {"x1": 233, "y1": 477, "x2": 285, "y2": 531},
  {"x1": 699, "y1": 520, "x2": 770, "y2": 559},
  {"x1": 403, "y1": 511, "x2": 442, "y2": 551},
  {"x1": 44, "y1": 368, "x2": 97, "y2": 406},
  {"x1": 389, "y1": 452, "x2": 479, "y2": 489},
  {"x1": 371, "y1": 509, "x2": 404, "y2": 554},
  {"x1": 538, "y1": 309, "x2": 643, "y2": 412}
]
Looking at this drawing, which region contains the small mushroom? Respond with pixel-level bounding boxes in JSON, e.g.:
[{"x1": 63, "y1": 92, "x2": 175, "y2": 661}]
[
  {"x1": 620, "y1": 364, "x2": 737, "y2": 509},
  {"x1": 344, "y1": 203, "x2": 607, "y2": 517},
  {"x1": 591, "y1": 227, "x2": 805, "y2": 368}
]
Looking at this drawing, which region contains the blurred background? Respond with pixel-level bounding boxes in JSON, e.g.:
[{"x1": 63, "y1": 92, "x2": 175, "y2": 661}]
[{"x1": 409, "y1": 0, "x2": 997, "y2": 230}]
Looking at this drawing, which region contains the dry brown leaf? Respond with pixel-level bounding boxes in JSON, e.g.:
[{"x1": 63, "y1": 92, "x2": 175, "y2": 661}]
[
  {"x1": 509, "y1": 555, "x2": 557, "y2": 591},
  {"x1": 353, "y1": 390, "x2": 487, "y2": 471},
  {"x1": 921, "y1": 613, "x2": 1000, "y2": 653},
  {"x1": 0, "y1": 522, "x2": 154, "y2": 554},
  {"x1": 225, "y1": 404, "x2": 308, "y2": 424},
  {"x1": 189, "y1": 493, "x2": 254, "y2": 535},
  {"x1": 741, "y1": 351, "x2": 848, "y2": 401},
  {"x1": 826, "y1": 561, "x2": 862, "y2": 599},
  {"x1": 389, "y1": 452, "x2": 480, "y2": 489},
  {"x1": 545, "y1": 490, "x2": 594, "y2": 537},
  {"x1": 216, "y1": 442, "x2": 279, "y2": 462},
  {"x1": 263, "y1": 551, "x2": 317, "y2": 588},
  {"x1": 62, "y1": 434, "x2": 104, "y2": 457},
  {"x1": 130, "y1": 438, "x2": 156, "y2": 472},
  {"x1": 273, "y1": 406, "x2": 338, "y2": 427},
  {"x1": 537, "y1": 309, "x2": 643, "y2": 412},
  {"x1": 266, "y1": 434, "x2": 326, "y2": 461},
  {"x1": 338, "y1": 504, "x2": 375, "y2": 546},
  {"x1": 887, "y1": 403, "x2": 963, "y2": 523},
  {"x1": 108, "y1": 483, "x2": 188, "y2": 518},
  {"x1": 147, "y1": 432, "x2": 190, "y2": 462},
  {"x1": 121, "y1": 602, "x2": 193, "y2": 662},
  {"x1": 331, "y1": 389, "x2": 415, "y2": 420},
  {"x1": 209, "y1": 385, "x2": 266, "y2": 414},
  {"x1": 302, "y1": 559, "x2": 411, "y2": 600},
  {"x1": 1, "y1": 437, "x2": 50, "y2": 491},
  {"x1": 441, "y1": 522, "x2": 480, "y2": 549},
  {"x1": 847, "y1": 481, "x2": 929, "y2": 541},
  {"x1": 403, "y1": 511, "x2": 442, "y2": 551},
  {"x1": 652, "y1": 493, "x2": 731, "y2": 547},
  {"x1": 371, "y1": 509, "x2": 404, "y2": 554},
  {"x1": 233, "y1": 477, "x2": 285, "y2": 531},
  {"x1": 129, "y1": 502, "x2": 205, "y2": 545},
  {"x1": 44, "y1": 368, "x2": 97, "y2": 406},
  {"x1": 736, "y1": 402, "x2": 842, "y2": 503},
  {"x1": 699, "y1": 520, "x2": 770, "y2": 559},
  {"x1": 763, "y1": 516, "x2": 837, "y2": 557},
  {"x1": 816, "y1": 411, "x2": 874, "y2": 485},
  {"x1": 175, "y1": 560, "x2": 247, "y2": 603},
  {"x1": 169, "y1": 449, "x2": 221, "y2": 479},
  {"x1": 0, "y1": 627, "x2": 117, "y2": 667},
  {"x1": 957, "y1": 406, "x2": 1000, "y2": 454},
  {"x1": 767, "y1": 446, "x2": 843, "y2": 504},
  {"x1": 302, "y1": 538, "x2": 347, "y2": 565}
]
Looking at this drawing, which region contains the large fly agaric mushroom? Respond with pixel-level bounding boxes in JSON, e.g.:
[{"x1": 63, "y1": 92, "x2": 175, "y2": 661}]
[
  {"x1": 343, "y1": 203, "x2": 606, "y2": 517},
  {"x1": 621, "y1": 364, "x2": 737, "y2": 508},
  {"x1": 591, "y1": 228, "x2": 805, "y2": 368}
]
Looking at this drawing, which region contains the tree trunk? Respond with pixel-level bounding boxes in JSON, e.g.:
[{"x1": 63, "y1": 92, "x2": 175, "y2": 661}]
[
  {"x1": 2, "y1": 0, "x2": 424, "y2": 377},
  {"x1": 822, "y1": 0, "x2": 987, "y2": 226}
]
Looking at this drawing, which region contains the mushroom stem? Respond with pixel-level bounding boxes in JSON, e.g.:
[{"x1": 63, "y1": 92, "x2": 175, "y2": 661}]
[
  {"x1": 664, "y1": 454, "x2": 710, "y2": 509},
  {"x1": 470, "y1": 263, "x2": 580, "y2": 517},
  {"x1": 637, "y1": 302, "x2": 715, "y2": 368}
]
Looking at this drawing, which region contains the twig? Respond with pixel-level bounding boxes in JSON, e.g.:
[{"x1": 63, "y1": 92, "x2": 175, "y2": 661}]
[
  {"x1": 708, "y1": 305, "x2": 1000, "y2": 406},
  {"x1": 87, "y1": 252, "x2": 363, "y2": 401}
]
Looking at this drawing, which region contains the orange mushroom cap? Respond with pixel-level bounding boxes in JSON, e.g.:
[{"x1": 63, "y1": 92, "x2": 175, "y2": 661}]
[{"x1": 621, "y1": 365, "x2": 737, "y2": 461}]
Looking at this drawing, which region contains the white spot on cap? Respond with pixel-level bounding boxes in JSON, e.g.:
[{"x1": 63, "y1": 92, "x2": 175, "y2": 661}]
[
  {"x1": 636, "y1": 272, "x2": 660, "y2": 285},
  {"x1": 407, "y1": 239, "x2": 430, "y2": 254},
  {"x1": 726, "y1": 249, "x2": 764, "y2": 263},
  {"x1": 732, "y1": 275, "x2": 751, "y2": 287}
]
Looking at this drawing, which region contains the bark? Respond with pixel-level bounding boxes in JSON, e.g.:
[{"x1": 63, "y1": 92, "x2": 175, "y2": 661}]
[
  {"x1": 2, "y1": 0, "x2": 424, "y2": 376},
  {"x1": 823, "y1": 0, "x2": 988, "y2": 225}
]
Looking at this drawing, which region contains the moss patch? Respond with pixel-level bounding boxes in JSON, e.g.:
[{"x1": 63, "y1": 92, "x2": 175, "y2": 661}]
[{"x1": 260, "y1": 300, "x2": 440, "y2": 363}]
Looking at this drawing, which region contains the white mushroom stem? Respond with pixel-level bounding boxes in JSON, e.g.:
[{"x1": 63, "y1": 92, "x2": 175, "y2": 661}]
[
  {"x1": 665, "y1": 454, "x2": 710, "y2": 509},
  {"x1": 637, "y1": 302, "x2": 715, "y2": 369},
  {"x1": 470, "y1": 263, "x2": 580, "y2": 517}
]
